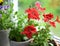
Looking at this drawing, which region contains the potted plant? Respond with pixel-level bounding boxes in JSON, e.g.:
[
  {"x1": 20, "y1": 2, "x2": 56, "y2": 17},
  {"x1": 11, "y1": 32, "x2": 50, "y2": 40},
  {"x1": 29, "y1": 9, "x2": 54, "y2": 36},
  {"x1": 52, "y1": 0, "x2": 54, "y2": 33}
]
[
  {"x1": 0, "y1": 0, "x2": 14, "y2": 46},
  {"x1": 9, "y1": 1, "x2": 60, "y2": 46},
  {"x1": 9, "y1": 13, "x2": 34, "y2": 46}
]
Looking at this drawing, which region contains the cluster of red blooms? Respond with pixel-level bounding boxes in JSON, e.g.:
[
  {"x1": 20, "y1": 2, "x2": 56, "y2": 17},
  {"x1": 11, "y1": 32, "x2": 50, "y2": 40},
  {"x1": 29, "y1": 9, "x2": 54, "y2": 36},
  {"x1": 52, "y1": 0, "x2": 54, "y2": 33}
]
[
  {"x1": 26, "y1": 8, "x2": 40, "y2": 20},
  {"x1": 21, "y1": 25, "x2": 37, "y2": 39},
  {"x1": 21, "y1": 1, "x2": 60, "y2": 39}
]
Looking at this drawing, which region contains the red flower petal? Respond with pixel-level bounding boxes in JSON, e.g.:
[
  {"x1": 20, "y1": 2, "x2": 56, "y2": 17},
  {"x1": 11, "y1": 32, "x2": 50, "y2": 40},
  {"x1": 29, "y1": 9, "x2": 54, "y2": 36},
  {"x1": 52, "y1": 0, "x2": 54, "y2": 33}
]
[
  {"x1": 49, "y1": 21, "x2": 56, "y2": 28},
  {"x1": 43, "y1": 13, "x2": 54, "y2": 22},
  {"x1": 38, "y1": 7, "x2": 46, "y2": 12},
  {"x1": 26, "y1": 8, "x2": 40, "y2": 20},
  {"x1": 43, "y1": 18, "x2": 49, "y2": 22},
  {"x1": 21, "y1": 25, "x2": 37, "y2": 39},
  {"x1": 55, "y1": 16, "x2": 60, "y2": 23},
  {"x1": 35, "y1": 1, "x2": 46, "y2": 12},
  {"x1": 35, "y1": 1, "x2": 41, "y2": 8}
]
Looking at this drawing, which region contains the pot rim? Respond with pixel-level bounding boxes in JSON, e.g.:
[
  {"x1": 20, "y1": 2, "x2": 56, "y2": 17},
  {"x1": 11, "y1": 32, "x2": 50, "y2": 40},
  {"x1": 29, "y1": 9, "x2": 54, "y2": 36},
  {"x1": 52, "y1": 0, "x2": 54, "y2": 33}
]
[
  {"x1": 0, "y1": 30, "x2": 7, "y2": 33},
  {"x1": 10, "y1": 38, "x2": 33, "y2": 43}
]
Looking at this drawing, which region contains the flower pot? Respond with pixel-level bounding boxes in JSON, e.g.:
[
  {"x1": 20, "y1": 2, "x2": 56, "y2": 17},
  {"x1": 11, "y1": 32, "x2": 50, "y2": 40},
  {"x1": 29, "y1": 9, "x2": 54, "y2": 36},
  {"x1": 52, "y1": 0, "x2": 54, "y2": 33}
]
[
  {"x1": 0, "y1": 30, "x2": 10, "y2": 46},
  {"x1": 10, "y1": 38, "x2": 33, "y2": 46}
]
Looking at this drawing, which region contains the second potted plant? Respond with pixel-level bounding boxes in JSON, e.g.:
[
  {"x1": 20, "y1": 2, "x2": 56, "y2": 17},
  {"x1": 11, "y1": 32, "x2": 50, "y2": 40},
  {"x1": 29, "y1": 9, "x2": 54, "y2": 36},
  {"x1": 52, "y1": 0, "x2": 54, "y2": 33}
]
[{"x1": 0, "y1": 0, "x2": 13, "y2": 46}]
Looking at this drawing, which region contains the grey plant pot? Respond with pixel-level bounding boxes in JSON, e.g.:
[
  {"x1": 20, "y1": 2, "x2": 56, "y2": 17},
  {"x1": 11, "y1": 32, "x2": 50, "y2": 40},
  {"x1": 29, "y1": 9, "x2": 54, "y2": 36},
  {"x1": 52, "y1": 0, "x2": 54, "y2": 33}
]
[
  {"x1": 0, "y1": 30, "x2": 10, "y2": 46},
  {"x1": 10, "y1": 38, "x2": 33, "y2": 46}
]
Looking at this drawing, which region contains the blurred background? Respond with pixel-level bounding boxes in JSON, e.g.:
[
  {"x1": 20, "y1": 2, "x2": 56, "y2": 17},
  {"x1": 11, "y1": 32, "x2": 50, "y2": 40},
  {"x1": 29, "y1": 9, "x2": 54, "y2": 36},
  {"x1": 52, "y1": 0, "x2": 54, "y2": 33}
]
[{"x1": 18, "y1": 0, "x2": 60, "y2": 37}]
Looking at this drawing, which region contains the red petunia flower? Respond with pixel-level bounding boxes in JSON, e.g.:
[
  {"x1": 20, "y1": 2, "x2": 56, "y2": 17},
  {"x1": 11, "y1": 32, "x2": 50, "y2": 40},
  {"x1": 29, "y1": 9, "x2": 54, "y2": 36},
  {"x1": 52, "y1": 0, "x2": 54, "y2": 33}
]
[
  {"x1": 55, "y1": 16, "x2": 60, "y2": 23},
  {"x1": 49, "y1": 21, "x2": 56, "y2": 27},
  {"x1": 35, "y1": 1, "x2": 46, "y2": 12},
  {"x1": 26, "y1": 8, "x2": 40, "y2": 20},
  {"x1": 21, "y1": 25, "x2": 37, "y2": 39},
  {"x1": 43, "y1": 13, "x2": 54, "y2": 22}
]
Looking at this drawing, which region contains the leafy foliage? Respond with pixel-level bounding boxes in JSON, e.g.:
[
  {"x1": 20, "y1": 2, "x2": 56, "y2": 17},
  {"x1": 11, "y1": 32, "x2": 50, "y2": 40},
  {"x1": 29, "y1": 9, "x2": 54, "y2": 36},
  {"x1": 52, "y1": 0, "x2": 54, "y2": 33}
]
[
  {"x1": 30, "y1": 24, "x2": 51, "y2": 46},
  {"x1": 0, "y1": 2, "x2": 14, "y2": 30},
  {"x1": 9, "y1": 13, "x2": 28, "y2": 41}
]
